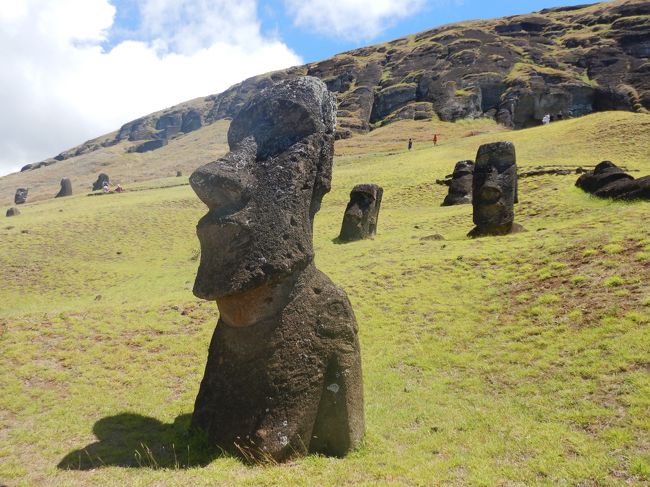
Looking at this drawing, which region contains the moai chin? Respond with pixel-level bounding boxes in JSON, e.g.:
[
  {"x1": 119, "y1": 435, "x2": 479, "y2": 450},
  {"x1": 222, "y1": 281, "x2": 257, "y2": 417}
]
[
  {"x1": 442, "y1": 160, "x2": 474, "y2": 206},
  {"x1": 189, "y1": 77, "x2": 364, "y2": 462},
  {"x1": 338, "y1": 184, "x2": 383, "y2": 242},
  {"x1": 468, "y1": 142, "x2": 524, "y2": 237}
]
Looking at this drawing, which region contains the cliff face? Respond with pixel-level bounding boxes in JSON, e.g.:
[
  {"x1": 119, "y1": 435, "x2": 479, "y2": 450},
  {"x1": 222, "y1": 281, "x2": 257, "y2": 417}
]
[{"x1": 21, "y1": 0, "x2": 650, "y2": 171}]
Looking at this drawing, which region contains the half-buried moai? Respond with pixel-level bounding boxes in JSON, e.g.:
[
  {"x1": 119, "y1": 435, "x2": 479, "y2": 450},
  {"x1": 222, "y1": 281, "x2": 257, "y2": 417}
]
[
  {"x1": 188, "y1": 77, "x2": 364, "y2": 462},
  {"x1": 468, "y1": 142, "x2": 524, "y2": 237},
  {"x1": 442, "y1": 160, "x2": 474, "y2": 206},
  {"x1": 55, "y1": 178, "x2": 72, "y2": 198},
  {"x1": 575, "y1": 161, "x2": 650, "y2": 200},
  {"x1": 14, "y1": 188, "x2": 28, "y2": 205},
  {"x1": 338, "y1": 184, "x2": 383, "y2": 242}
]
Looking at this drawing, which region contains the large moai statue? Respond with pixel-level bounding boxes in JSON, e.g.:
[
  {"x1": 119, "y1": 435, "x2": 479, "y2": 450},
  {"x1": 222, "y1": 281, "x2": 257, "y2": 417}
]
[
  {"x1": 14, "y1": 188, "x2": 28, "y2": 205},
  {"x1": 189, "y1": 77, "x2": 364, "y2": 462},
  {"x1": 338, "y1": 184, "x2": 383, "y2": 242},
  {"x1": 55, "y1": 178, "x2": 72, "y2": 198},
  {"x1": 92, "y1": 173, "x2": 110, "y2": 191},
  {"x1": 442, "y1": 160, "x2": 474, "y2": 206},
  {"x1": 468, "y1": 142, "x2": 524, "y2": 237}
]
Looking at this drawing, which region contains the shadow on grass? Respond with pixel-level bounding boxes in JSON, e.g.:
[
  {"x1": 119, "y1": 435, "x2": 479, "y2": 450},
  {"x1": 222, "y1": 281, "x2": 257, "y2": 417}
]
[{"x1": 57, "y1": 413, "x2": 218, "y2": 470}]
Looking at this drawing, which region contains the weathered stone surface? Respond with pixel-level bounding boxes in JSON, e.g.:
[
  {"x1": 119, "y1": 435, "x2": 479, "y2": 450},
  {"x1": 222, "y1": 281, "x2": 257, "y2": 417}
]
[
  {"x1": 14, "y1": 188, "x2": 28, "y2": 205},
  {"x1": 469, "y1": 142, "x2": 524, "y2": 237},
  {"x1": 338, "y1": 184, "x2": 384, "y2": 241},
  {"x1": 6, "y1": 207, "x2": 20, "y2": 217},
  {"x1": 576, "y1": 161, "x2": 650, "y2": 200},
  {"x1": 92, "y1": 173, "x2": 110, "y2": 191},
  {"x1": 55, "y1": 178, "x2": 72, "y2": 198},
  {"x1": 442, "y1": 160, "x2": 474, "y2": 206},
  {"x1": 189, "y1": 77, "x2": 364, "y2": 462}
]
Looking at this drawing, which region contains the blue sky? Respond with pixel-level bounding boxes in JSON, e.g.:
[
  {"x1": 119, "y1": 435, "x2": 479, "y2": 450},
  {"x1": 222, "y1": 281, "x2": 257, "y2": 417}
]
[{"x1": 1, "y1": 0, "x2": 593, "y2": 175}]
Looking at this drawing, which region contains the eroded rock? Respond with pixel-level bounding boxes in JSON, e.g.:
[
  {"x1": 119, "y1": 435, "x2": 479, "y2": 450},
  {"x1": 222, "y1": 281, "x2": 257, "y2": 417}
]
[
  {"x1": 339, "y1": 184, "x2": 383, "y2": 242},
  {"x1": 468, "y1": 142, "x2": 525, "y2": 237},
  {"x1": 189, "y1": 77, "x2": 364, "y2": 462},
  {"x1": 442, "y1": 160, "x2": 474, "y2": 206}
]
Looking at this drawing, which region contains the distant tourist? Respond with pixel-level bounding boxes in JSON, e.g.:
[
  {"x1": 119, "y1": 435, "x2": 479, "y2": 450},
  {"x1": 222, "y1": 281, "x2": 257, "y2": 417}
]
[
  {"x1": 433, "y1": 134, "x2": 438, "y2": 146},
  {"x1": 102, "y1": 182, "x2": 111, "y2": 193},
  {"x1": 542, "y1": 114, "x2": 551, "y2": 125},
  {"x1": 115, "y1": 184, "x2": 124, "y2": 193},
  {"x1": 408, "y1": 138, "x2": 413, "y2": 151}
]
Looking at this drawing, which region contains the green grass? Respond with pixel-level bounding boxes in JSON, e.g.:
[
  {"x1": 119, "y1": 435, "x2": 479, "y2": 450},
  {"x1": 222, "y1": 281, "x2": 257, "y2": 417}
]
[{"x1": 1, "y1": 112, "x2": 649, "y2": 486}]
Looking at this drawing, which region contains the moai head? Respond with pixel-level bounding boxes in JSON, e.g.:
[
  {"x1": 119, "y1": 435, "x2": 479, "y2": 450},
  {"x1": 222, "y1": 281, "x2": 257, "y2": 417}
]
[
  {"x1": 442, "y1": 160, "x2": 474, "y2": 206},
  {"x1": 55, "y1": 178, "x2": 72, "y2": 198},
  {"x1": 575, "y1": 160, "x2": 634, "y2": 194},
  {"x1": 14, "y1": 188, "x2": 28, "y2": 205},
  {"x1": 338, "y1": 184, "x2": 383, "y2": 242},
  {"x1": 190, "y1": 77, "x2": 336, "y2": 300},
  {"x1": 472, "y1": 142, "x2": 517, "y2": 229}
]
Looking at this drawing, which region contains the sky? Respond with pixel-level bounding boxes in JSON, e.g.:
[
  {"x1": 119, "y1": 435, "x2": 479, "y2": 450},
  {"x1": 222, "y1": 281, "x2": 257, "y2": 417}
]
[{"x1": 0, "y1": 0, "x2": 591, "y2": 176}]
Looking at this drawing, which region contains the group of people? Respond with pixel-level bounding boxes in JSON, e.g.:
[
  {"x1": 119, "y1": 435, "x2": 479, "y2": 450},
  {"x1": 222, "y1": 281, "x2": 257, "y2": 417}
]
[
  {"x1": 408, "y1": 134, "x2": 439, "y2": 151},
  {"x1": 102, "y1": 181, "x2": 124, "y2": 193}
]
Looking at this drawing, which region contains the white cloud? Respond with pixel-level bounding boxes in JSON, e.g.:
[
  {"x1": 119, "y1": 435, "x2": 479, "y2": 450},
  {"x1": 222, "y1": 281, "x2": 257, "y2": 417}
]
[
  {"x1": 0, "y1": 0, "x2": 301, "y2": 175},
  {"x1": 284, "y1": 0, "x2": 427, "y2": 41}
]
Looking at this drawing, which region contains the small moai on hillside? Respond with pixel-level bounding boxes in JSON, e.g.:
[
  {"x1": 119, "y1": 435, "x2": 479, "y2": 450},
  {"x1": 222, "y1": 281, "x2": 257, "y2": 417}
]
[
  {"x1": 188, "y1": 77, "x2": 364, "y2": 462},
  {"x1": 14, "y1": 188, "x2": 28, "y2": 205},
  {"x1": 55, "y1": 178, "x2": 72, "y2": 198},
  {"x1": 176, "y1": 170, "x2": 183, "y2": 177},
  {"x1": 468, "y1": 142, "x2": 524, "y2": 237},
  {"x1": 338, "y1": 184, "x2": 383, "y2": 242},
  {"x1": 442, "y1": 160, "x2": 474, "y2": 206},
  {"x1": 6, "y1": 207, "x2": 20, "y2": 217},
  {"x1": 92, "y1": 173, "x2": 110, "y2": 191}
]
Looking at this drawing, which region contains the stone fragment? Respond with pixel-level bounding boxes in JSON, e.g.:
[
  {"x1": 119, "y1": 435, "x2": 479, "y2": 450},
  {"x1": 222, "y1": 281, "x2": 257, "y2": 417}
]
[
  {"x1": 442, "y1": 160, "x2": 474, "y2": 206},
  {"x1": 338, "y1": 184, "x2": 383, "y2": 242},
  {"x1": 92, "y1": 173, "x2": 110, "y2": 191},
  {"x1": 468, "y1": 142, "x2": 524, "y2": 237},
  {"x1": 14, "y1": 188, "x2": 28, "y2": 205},
  {"x1": 55, "y1": 178, "x2": 72, "y2": 198},
  {"x1": 189, "y1": 77, "x2": 364, "y2": 462}
]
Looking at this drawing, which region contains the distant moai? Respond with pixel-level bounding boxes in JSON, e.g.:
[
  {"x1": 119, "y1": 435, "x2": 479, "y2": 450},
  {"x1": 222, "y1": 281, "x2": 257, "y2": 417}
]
[
  {"x1": 55, "y1": 178, "x2": 72, "y2": 198},
  {"x1": 442, "y1": 160, "x2": 474, "y2": 206},
  {"x1": 468, "y1": 142, "x2": 524, "y2": 237},
  {"x1": 92, "y1": 173, "x2": 110, "y2": 191},
  {"x1": 188, "y1": 77, "x2": 364, "y2": 462},
  {"x1": 176, "y1": 170, "x2": 183, "y2": 177},
  {"x1": 339, "y1": 184, "x2": 383, "y2": 242},
  {"x1": 6, "y1": 207, "x2": 20, "y2": 217},
  {"x1": 14, "y1": 188, "x2": 28, "y2": 205}
]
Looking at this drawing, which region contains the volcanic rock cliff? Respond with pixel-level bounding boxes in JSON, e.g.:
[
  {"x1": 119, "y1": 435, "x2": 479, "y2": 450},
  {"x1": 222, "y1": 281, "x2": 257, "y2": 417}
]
[{"x1": 21, "y1": 0, "x2": 650, "y2": 171}]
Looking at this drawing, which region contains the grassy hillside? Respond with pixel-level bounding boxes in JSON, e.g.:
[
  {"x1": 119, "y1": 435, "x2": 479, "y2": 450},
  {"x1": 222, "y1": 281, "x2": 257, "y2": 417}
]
[{"x1": 1, "y1": 112, "x2": 649, "y2": 486}]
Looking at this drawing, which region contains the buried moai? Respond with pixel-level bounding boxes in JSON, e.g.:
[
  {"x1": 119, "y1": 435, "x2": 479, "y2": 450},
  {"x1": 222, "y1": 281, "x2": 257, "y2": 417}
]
[
  {"x1": 55, "y1": 178, "x2": 72, "y2": 198},
  {"x1": 188, "y1": 77, "x2": 364, "y2": 462},
  {"x1": 338, "y1": 184, "x2": 383, "y2": 242},
  {"x1": 442, "y1": 160, "x2": 474, "y2": 206},
  {"x1": 92, "y1": 173, "x2": 110, "y2": 191},
  {"x1": 14, "y1": 188, "x2": 28, "y2": 205},
  {"x1": 575, "y1": 161, "x2": 650, "y2": 201},
  {"x1": 468, "y1": 142, "x2": 524, "y2": 238}
]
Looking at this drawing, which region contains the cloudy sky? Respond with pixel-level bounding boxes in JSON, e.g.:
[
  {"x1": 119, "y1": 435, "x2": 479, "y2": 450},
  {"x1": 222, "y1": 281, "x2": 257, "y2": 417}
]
[{"x1": 0, "y1": 0, "x2": 579, "y2": 176}]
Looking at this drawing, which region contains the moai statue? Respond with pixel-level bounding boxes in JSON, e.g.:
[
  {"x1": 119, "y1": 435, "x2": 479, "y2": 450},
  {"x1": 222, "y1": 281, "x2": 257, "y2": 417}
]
[
  {"x1": 189, "y1": 77, "x2": 364, "y2": 462},
  {"x1": 442, "y1": 160, "x2": 474, "y2": 206},
  {"x1": 14, "y1": 188, "x2": 28, "y2": 205},
  {"x1": 468, "y1": 142, "x2": 524, "y2": 237},
  {"x1": 338, "y1": 184, "x2": 383, "y2": 242},
  {"x1": 55, "y1": 178, "x2": 72, "y2": 198},
  {"x1": 92, "y1": 173, "x2": 110, "y2": 191}
]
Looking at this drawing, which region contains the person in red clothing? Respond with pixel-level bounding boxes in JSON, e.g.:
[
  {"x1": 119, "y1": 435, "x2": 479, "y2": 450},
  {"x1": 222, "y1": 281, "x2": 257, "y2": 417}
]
[{"x1": 433, "y1": 134, "x2": 438, "y2": 146}]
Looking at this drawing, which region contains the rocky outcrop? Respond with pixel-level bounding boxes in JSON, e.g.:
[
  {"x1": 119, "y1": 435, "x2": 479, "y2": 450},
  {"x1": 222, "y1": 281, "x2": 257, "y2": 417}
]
[
  {"x1": 188, "y1": 77, "x2": 364, "y2": 462},
  {"x1": 18, "y1": 0, "x2": 650, "y2": 171},
  {"x1": 128, "y1": 139, "x2": 168, "y2": 153},
  {"x1": 576, "y1": 161, "x2": 650, "y2": 200}
]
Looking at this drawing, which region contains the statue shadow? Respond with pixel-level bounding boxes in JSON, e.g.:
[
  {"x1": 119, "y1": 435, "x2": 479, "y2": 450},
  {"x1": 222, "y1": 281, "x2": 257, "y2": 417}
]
[{"x1": 57, "y1": 413, "x2": 220, "y2": 470}]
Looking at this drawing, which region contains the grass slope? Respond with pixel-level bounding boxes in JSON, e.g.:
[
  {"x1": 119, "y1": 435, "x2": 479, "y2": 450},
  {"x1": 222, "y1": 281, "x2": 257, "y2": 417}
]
[{"x1": 1, "y1": 112, "x2": 649, "y2": 486}]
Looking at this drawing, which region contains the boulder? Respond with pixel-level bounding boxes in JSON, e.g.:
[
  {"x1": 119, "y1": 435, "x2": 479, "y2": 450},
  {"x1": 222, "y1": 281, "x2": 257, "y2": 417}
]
[
  {"x1": 189, "y1": 77, "x2": 364, "y2": 462},
  {"x1": 339, "y1": 184, "x2": 384, "y2": 241},
  {"x1": 6, "y1": 207, "x2": 20, "y2": 217},
  {"x1": 442, "y1": 160, "x2": 474, "y2": 206},
  {"x1": 55, "y1": 178, "x2": 72, "y2": 198},
  {"x1": 468, "y1": 142, "x2": 525, "y2": 237},
  {"x1": 92, "y1": 173, "x2": 110, "y2": 191},
  {"x1": 14, "y1": 188, "x2": 28, "y2": 205}
]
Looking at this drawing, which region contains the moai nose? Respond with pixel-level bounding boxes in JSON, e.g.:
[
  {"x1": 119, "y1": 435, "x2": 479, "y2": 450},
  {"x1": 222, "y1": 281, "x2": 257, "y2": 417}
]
[
  {"x1": 479, "y1": 183, "x2": 502, "y2": 204},
  {"x1": 190, "y1": 160, "x2": 252, "y2": 215}
]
